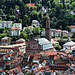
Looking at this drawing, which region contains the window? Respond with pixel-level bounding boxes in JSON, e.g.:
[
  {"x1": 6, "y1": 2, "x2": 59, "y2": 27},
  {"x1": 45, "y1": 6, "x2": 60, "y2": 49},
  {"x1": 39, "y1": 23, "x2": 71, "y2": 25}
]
[
  {"x1": 7, "y1": 23, "x2": 8, "y2": 28},
  {"x1": 2, "y1": 23, "x2": 4, "y2": 27},
  {"x1": 33, "y1": 52, "x2": 35, "y2": 54},
  {"x1": 33, "y1": 42, "x2": 35, "y2": 48}
]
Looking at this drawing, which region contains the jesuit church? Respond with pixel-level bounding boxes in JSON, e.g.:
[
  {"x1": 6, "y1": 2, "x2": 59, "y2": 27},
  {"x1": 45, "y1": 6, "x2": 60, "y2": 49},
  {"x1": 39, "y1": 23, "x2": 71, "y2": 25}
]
[{"x1": 26, "y1": 16, "x2": 54, "y2": 54}]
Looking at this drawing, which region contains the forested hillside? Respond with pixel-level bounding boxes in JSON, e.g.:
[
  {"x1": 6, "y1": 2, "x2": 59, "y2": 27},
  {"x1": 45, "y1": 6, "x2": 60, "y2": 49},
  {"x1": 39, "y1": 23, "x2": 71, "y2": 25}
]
[{"x1": 0, "y1": 0, "x2": 75, "y2": 30}]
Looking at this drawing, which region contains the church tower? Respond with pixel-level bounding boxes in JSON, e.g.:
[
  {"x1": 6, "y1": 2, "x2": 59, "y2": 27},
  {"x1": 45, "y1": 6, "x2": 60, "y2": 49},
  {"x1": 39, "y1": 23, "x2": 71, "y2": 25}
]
[{"x1": 45, "y1": 16, "x2": 51, "y2": 41}]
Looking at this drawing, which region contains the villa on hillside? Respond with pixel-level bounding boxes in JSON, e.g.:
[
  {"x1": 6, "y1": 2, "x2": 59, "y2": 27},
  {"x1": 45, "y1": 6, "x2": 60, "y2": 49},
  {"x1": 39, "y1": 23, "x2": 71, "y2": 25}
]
[
  {"x1": 0, "y1": 21, "x2": 12, "y2": 28},
  {"x1": 70, "y1": 25, "x2": 75, "y2": 32}
]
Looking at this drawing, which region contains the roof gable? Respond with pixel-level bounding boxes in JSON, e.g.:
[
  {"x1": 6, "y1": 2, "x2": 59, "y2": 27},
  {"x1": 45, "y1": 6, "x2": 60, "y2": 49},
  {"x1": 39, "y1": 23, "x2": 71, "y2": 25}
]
[{"x1": 35, "y1": 38, "x2": 53, "y2": 50}]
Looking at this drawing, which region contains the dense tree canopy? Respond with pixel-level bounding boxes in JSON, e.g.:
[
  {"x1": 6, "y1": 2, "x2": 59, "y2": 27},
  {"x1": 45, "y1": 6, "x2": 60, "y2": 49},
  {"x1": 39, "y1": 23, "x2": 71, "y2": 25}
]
[
  {"x1": 0, "y1": 0, "x2": 75, "y2": 30},
  {"x1": 0, "y1": 0, "x2": 75, "y2": 40}
]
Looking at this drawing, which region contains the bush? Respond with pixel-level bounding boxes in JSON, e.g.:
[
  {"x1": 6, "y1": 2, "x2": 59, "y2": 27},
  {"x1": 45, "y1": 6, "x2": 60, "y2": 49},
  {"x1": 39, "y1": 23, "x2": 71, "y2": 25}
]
[
  {"x1": 58, "y1": 39, "x2": 66, "y2": 48},
  {"x1": 26, "y1": 73, "x2": 35, "y2": 75},
  {"x1": 72, "y1": 32, "x2": 75, "y2": 38},
  {"x1": 54, "y1": 44, "x2": 62, "y2": 50},
  {"x1": 62, "y1": 35, "x2": 68, "y2": 39}
]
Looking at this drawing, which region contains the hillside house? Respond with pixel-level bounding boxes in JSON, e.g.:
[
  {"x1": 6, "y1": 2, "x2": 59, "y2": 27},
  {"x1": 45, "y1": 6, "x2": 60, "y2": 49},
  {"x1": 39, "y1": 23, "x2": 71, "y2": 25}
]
[
  {"x1": 32, "y1": 20, "x2": 40, "y2": 26},
  {"x1": 70, "y1": 25, "x2": 75, "y2": 32},
  {"x1": 63, "y1": 41, "x2": 75, "y2": 50},
  {"x1": 12, "y1": 23, "x2": 22, "y2": 30},
  {"x1": 10, "y1": 28, "x2": 20, "y2": 36},
  {"x1": 1, "y1": 36, "x2": 11, "y2": 46},
  {"x1": 61, "y1": 30, "x2": 68, "y2": 37},
  {"x1": 0, "y1": 21, "x2": 12, "y2": 28}
]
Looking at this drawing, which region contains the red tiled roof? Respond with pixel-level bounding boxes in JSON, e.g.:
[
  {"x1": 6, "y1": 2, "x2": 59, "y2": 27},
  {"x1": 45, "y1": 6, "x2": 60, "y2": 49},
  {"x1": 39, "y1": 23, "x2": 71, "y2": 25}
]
[
  {"x1": 29, "y1": 26, "x2": 33, "y2": 28},
  {"x1": 56, "y1": 29, "x2": 61, "y2": 32},
  {"x1": 51, "y1": 29, "x2": 56, "y2": 30},
  {"x1": 0, "y1": 70, "x2": 5, "y2": 73},
  {"x1": 51, "y1": 29, "x2": 61, "y2": 31},
  {"x1": 70, "y1": 25, "x2": 75, "y2": 28},
  {"x1": 16, "y1": 66, "x2": 22, "y2": 71},
  {"x1": 54, "y1": 56, "x2": 60, "y2": 60},
  {"x1": 11, "y1": 28, "x2": 20, "y2": 30},
  {"x1": 0, "y1": 21, "x2": 12, "y2": 23},
  {"x1": 55, "y1": 64, "x2": 66, "y2": 66},
  {"x1": 27, "y1": 3, "x2": 35, "y2": 7},
  {"x1": 33, "y1": 55, "x2": 41, "y2": 60}
]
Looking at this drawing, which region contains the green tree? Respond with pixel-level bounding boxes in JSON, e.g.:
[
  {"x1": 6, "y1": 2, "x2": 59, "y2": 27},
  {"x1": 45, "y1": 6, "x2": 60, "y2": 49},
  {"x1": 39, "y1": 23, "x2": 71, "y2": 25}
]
[
  {"x1": 0, "y1": 28, "x2": 5, "y2": 33},
  {"x1": 11, "y1": 36, "x2": 19, "y2": 41},
  {"x1": 18, "y1": 19, "x2": 22, "y2": 23},
  {"x1": 30, "y1": 10, "x2": 39, "y2": 21},
  {"x1": 72, "y1": 32, "x2": 75, "y2": 38},
  {"x1": 19, "y1": 2, "x2": 27, "y2": 18},
  {"x1": 54, "y1": 44, "x2": 62, "y2": 50},
  {"x1": 24, "y1": 27, "x2": 31, "y2": 34},
  {"x1": 33, "y1": 26, "x2": 41, "y2": 35},
  {"x1": 59, "y1": 26, "x2": 62, "y2": 30},
  {"x1": 28, "y1": 32, "x2": 34, "y2": 40},
  {"x1": 20, "y1": 32, "x2": 27, "y2": 40},
  {"x1": 9, "y1": 8, "x2": 14, "y2": 15},
  {"x1": 58, "y1": 39, "x2": 66, "y2": 48},
  {"x1": 26, "y1": 73, "x2": 35, "y2": 75},
  {"x1": 0, "y1": 0, "x2": 5, "y2": 4},
  {"x1": 0, "y1": 9, "x2": 5, "y2": 15},
  {"x1": 0, "y1": 33, "x2": 7, "y2": 40},
  {"x1": 32, "y1": 24, "x2": 36, "y2": 27},
  {"x1": 66, "y1": 26, "x2": 71, "y2": 31},
  {"x1": 22, "y1": 15, "x2": 30, "y2": 27},
  {"x1": 62, "y1": 35, "x2": 68, "y2": 39}
]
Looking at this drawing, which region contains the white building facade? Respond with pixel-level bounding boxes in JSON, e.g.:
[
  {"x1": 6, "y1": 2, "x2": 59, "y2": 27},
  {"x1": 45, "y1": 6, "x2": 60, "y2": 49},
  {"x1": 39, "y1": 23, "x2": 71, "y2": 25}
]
[
  {"x1": 10, "y1": 28, "x2": 20, "y2": 36},
  {"x1": 32, "y1": 20, "x2": 40, "y2": 26},
  {"x1": 12, "y1": 23, "x2": 22, "y2": 30},
  {"x1": 0, "y1": 21, "x2": 22, "y2": 36},
  {"x1": 63, "y1": 41, "x2": 75, "y2": 50},
  {"x1": 0, "y1": 21, "x2": 12, "y2": 28},
  {"x1": 70, "y1": 25, "x2": 75, "y2": 32}
]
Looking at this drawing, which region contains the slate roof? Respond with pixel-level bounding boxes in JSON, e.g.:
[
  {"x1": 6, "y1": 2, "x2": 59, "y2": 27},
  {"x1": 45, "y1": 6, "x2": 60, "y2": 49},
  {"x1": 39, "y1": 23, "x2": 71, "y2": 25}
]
[
  {"x1": 35, "y1": 38, "x2": 54, "y2": 50},
  {"x1": 63, "y1": 41, "x2": 75, "y2": 46},
  {"x1": 63, "y1": 70, "x2": 72, "y2": 74}
]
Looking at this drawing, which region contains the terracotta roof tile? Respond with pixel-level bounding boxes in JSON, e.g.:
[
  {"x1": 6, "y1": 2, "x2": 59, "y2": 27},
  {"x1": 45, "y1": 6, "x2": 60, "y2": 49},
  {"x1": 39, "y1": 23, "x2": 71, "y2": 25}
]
[
  {"x1": 11, "y1": 28, "x2": 20, "y2": 30},
  {"x1": 27, "y1": 3, "x2": 35, "y2": 7},
  {"x1": 70, "y1": 25, "x2": 75, "y2": 28},
  {"x1": 16, "y1": 66, "x2": 22, "y2": 71},
  {"x1": 54, "y1": 56, "x2": 60, "y2": 60},
  {"x1": 0, "y1": 21, "x2": 12, "y2": 23}
]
